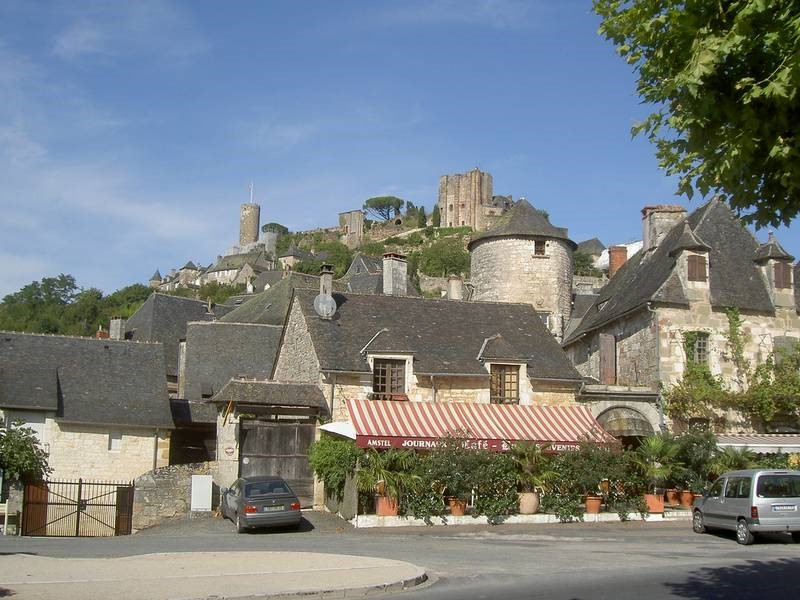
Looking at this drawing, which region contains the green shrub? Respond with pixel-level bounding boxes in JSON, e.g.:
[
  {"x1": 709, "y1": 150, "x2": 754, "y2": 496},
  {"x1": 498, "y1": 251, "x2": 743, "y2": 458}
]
[
  {"x1": 541, "y1": 492, "x2": 584, "y2": 523},
  {"x1": 307, "y1": 435, "x2": 363, "y2": 500}
]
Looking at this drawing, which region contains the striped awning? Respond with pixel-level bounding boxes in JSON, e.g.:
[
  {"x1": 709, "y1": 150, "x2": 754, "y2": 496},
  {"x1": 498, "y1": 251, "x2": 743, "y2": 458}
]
[
  {"x1": 345, "y1": 399, "x2": 616, "y2": 452},
  {"x1": 717, "y1": 434, "x2": 800, "y2": 454}
]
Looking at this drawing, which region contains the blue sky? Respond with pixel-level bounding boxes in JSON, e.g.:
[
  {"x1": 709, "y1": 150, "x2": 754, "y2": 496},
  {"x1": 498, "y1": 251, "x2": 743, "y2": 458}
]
[{"x1": 1, "y1": 0, "x2": 797, "y2": 298}]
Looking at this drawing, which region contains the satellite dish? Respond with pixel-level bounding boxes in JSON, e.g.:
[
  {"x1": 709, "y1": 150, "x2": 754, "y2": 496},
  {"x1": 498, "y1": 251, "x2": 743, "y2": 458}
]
[{"x1": 313, "y1": 294, "x2": 337, "y2": 319}]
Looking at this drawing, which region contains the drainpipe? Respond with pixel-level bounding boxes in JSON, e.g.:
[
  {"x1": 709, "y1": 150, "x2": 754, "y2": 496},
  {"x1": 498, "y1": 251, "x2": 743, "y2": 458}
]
[
  {"x1": 430, "y1": 375, "x2": 437, "y2": 402},
  {"x1": 646, "y1": 302, "x2": 666, "y2": 430},
  {"x1": 329, "y1": 373, "x2": 336, "y2": 418},
  {"x1": 152, "y1": 428, "x2": 160, "y2": 470}
]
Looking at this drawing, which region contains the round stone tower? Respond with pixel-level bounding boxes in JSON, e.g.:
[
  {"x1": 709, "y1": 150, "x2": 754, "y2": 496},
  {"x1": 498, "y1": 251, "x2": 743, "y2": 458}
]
[
  {"x1": 467, "y1": 199, "x2": 576, "y2": 339},
  {"x1": 239, "y1": 203, "x2": 261, "y2": 246}
]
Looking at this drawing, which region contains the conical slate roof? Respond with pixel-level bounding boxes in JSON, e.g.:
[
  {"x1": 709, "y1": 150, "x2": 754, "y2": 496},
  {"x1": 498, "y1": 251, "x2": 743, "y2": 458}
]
[
  {"x1": 150, "y1": 270, "x2": 162, "y2": 281},
  {"x1": 754, "y1": 232, "x2": 794, "y2": 262},
  {"x1": 668, "y1": 222, "x2": 710, "y2": 256},
  {"x1": 467, "y1": 199, "x2": 576, "y2": 250},
  {"x1": 181, "y1": 261, "x2": 198, "y2": 270}
]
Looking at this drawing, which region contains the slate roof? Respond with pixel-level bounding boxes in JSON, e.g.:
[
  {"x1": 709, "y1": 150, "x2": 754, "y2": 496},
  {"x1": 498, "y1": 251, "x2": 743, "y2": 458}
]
[
  {"x1": 210, "y1": 379, "x2": 328, "y2": 411},
  {"x1": 291, "y1": 289, "x2": 582, "y2": 381},
  {"x1": 468, "y1": 199, "x2": 577, "y2": 250},
  {"x1": 668, "y1": 222, "x2": 710, "y2": 256},
  {"x1": 338, "y1": 254, "x2": 420, "y2": 296},
  {"x1": 278, "y1": 244, "x2": 312, "y2": 260},
  {"x1": 182, "y1": 321, "x2": 283, "y2": 401},
  {"x1": 125, "y1": 293, "x2": 233, "y2": 377},
  {"x1": 754, "y1": 232, "x2": 795, "y2": 262},
  {"x1": 564, "y1": 199, "x2": 779, "y2": 345},
  {"x1": 563, "y1": 293, "x2": 599, "y2": 341},
  {"x1": 576, "y1": 238, "x2": 606, "y2": 255},
  {"x1": 150, "y1": 270, "x2": 162, "y2": 281},
  {"x1": 206, "y1": 251, "x2": 271, "y2": 274},
  {"x1": 181, "y1": 261, "x2": 198, "y2": 270},
  {"x1": 0, "y1": 331, "x2": 172, "y2": 428},
  {"x1": 170, "y1": 398, "x2": 216, "y2": 425}
]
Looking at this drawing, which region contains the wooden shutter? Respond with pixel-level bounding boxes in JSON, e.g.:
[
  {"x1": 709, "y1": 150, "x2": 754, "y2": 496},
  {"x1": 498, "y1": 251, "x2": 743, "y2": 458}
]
[
  {"x1": 599, "y1": 333, "x2": 617, "y2": 385},
  {"x1": 774, "y1": 262, "x2": 791, "y2": 289},
  {"x1": 688, "y1": 255, "x2": 707, "y2": 282}
]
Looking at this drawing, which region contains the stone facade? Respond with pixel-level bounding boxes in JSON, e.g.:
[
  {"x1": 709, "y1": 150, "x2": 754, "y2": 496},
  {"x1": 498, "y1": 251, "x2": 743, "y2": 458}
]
[
  {"x1": 470, "y1": 237, "x2": 573, "y2": 339},
  {"x1": 339, "y1": 210, "x2": 364, "y2": 249},
  {"x1": 239, "y1": 203, "x2": 260, "y2": 246},
  {"x1": 132, "y1": 461, "x2": 216, "y2": 530},
  {"x1": 273, "y1": 302, "x2": 321, "y2": 384},
  {"x1": 0, "y1": 410, "x2": 170, "y2": 481},
  {"x1": 438, "y1": 168, "x2": 509, "y2": 231}
]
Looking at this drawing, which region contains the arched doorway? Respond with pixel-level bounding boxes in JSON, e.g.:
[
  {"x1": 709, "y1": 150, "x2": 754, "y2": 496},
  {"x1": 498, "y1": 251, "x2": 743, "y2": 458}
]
[{"x1": 596, "y1": 406, "x2": 655, "y2": 448}]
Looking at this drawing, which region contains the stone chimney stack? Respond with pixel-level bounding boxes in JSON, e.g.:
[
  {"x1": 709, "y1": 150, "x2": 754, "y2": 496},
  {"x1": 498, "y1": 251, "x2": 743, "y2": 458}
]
[
  {"x1": 382, "y1": 253, "x2": 407, "y2": 297},
  {"x1": 641, "y1": 205, "x2": 687, "y2": 253},
  {"x1": 608, "y1": 246, "x2": 628, "y2": 278},
  {"x1": 319, "y1": 264, "x2": 334, "y2": 297},
  {"x1": 447, "y1": 276, "x2": 463, "y2": 301},
  {"x1": 240, "y1": 203, "x2": 261, "y2": 246},
  {"x1": 109, "y1": 317, "x2": 126, "y2": 340}
]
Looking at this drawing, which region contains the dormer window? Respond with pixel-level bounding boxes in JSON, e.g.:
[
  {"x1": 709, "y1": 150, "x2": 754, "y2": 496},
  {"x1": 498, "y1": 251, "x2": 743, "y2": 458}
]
[
  {"x1": 774, "y1": 262, "x2": 792, "y2": 289},
  {"x1": 687, "y1": 255, "x2": 707, "y2": 282},
  {"x1": 372, "y1": 359, "x2": 405, "y2": 400},
  {"x1": 490, "y1": 364, "x2": 519, "y2": 404}
]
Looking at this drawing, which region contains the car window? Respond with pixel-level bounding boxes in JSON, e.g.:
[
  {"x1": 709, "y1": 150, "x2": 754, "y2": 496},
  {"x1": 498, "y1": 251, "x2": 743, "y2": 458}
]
[
  {"x1": 724, "y1": 477, "x2": 751, "y2": 499},
  {"x1": 245, "y1": 481, "x2": 292, "y2": 497},
  {"x1": 708, "y1": 479, "x2": 724, "y2": 498},
  {"x1": 756, "y1": 475, "x2": 800, "y2": 498},
  {"x1": 229, "y1": 481, "x2": 240, "y2": 495}
]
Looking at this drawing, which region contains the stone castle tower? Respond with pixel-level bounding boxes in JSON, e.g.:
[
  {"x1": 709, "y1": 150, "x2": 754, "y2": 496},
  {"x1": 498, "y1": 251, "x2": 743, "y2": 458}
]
[
  {"x1": 468, "y1": 199, "x2": 576, "y2": 340},
  {"x1": 239, "y1": 203, "x2": 261, "y2": 246},
  {"x1": 439, "y1": 168, "x2": 495, "y2": 230}
]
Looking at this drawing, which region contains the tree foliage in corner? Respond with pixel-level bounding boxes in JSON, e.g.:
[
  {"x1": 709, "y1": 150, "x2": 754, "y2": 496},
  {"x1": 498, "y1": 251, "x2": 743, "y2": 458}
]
[
  {"x1": 594, "y1": 0, "x2": 800, "y2": 227},
  {"x1": 363, "y1": 196, "x2": 404, "y2": 221},
  {"x1": 0, "y1": 421, "x2": 51, "y2": 482}
]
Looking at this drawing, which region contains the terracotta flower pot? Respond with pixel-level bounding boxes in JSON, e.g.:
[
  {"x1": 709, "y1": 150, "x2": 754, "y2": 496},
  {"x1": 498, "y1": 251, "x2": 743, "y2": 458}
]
[
  {"x1": 584, "y1": 495, "x2": 602, "y2": 514},
  {"x1": 679, "y1": 490, "x2": 695, "y2": 508},
  {"x1": 644, "y1": 493, "x2": 664, "y2": 514},
  {"x1": 448, "y1": 497, "x2": 467, "y2": 516},
  {"x1": 518, "y1": 491, "x2": 540, "y2": 515},
  {"x1": 375, "y1": 495, "x2": 398, "y2": 516},
  {"x1": 665, "y1": 489, "x2": 680, "y2": 506}
]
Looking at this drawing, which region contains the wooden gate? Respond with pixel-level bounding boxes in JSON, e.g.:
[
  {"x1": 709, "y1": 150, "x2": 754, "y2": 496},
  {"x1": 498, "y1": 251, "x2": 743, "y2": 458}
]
[
  {"x1": 22, "y1": 479, "x2": 134, "y2": 537},
  {"x1": 239, "y1": 421, "x2": 316, "y2": 507}
]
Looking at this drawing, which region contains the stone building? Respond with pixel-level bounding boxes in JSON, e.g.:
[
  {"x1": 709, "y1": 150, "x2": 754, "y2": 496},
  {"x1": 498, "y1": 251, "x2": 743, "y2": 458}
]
[
  {"x1": 338, "y1": 210, "x2": 364, "y2": 249},
  {"x1": 438, "y1": 167, "x2": 512, "y2": 230},
  {"x1": 468, "y1": 199, "x2": 577, "y2": 341},
  {"x1": 0, "y1": 332, "x2": 172, "y2": 481},
  {"x1": 563, "y1": 199, "x2": 800, "y2": 436},
  {"x1": 239, "y1": 202, "x2": 261, "y2": 246}
]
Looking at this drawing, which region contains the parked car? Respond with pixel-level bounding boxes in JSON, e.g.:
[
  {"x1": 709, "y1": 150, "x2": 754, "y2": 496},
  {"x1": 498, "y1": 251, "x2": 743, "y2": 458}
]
[
  {"x1": 693, "y1": 469, "x2": 800, "y2": 545},
  {"x1": 220, "y1": 476, "x2": 302, "y2": 533}
]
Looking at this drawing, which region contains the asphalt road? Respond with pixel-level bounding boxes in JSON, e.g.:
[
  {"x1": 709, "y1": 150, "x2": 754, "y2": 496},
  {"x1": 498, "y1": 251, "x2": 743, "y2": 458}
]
[{"x1": 2, "y1": 512, "x2": 799, "y2": 599}]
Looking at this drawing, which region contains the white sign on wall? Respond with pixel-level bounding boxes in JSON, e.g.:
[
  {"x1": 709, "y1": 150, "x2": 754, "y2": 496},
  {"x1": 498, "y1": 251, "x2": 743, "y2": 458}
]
[{"x1": 191, "y1": 475, "x2": 213, "y2": 512}]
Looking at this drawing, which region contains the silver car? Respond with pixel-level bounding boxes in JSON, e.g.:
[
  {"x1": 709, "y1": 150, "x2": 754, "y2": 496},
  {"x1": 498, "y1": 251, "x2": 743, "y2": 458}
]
[
  {"x1": 693, "y1": 469, "x2": 800, "y2": 545},
  {"x1": 220, "y1": 476, "x2": 302, "y2": 533}
]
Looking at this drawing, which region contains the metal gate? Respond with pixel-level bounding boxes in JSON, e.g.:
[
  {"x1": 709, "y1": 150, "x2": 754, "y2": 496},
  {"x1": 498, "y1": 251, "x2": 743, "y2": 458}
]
[
  {"x1": 239, "y1": 421, "x2": 316, "y2": 507},
  {"x1": 22, "y1": 479, "x2": 134, "y2": 537}
]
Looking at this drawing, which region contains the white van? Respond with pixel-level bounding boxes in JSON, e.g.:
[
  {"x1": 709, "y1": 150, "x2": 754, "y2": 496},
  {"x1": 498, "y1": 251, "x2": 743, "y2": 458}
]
[{"x1": 693, "y1": 469, "x2": 800, "y2": 545}]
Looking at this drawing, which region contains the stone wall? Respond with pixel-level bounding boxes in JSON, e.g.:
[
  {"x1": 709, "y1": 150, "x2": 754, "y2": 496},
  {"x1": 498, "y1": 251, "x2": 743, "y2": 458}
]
[
  {"x1": 470, "y1": 237, "x2": 573, "y2": 337},
  {"x1": 273, "y1": 302, "x2": 321, "y2": 383},
  {"x1": 132, "y1": 461, "x2": 217, "y2": 530}
]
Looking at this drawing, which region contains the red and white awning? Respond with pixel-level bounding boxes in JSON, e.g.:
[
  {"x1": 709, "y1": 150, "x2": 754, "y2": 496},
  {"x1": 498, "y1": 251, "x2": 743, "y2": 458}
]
[{"x1": 345, "y1": 399, "x2": 616, "y2": 452}]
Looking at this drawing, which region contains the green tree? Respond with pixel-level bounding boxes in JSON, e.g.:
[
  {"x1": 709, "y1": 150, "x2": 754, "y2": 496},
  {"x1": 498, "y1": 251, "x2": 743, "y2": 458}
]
[
  {"x1": 417, "y1": 237, "x2": 470, "y2": 277},
  {"x1": 594, "y1": 0, "x2": 800, "y2": 227},
  {"x1": 573, "y1": 252, "x2": 602, "y2": 277},
  {"x1": 261, "y1": 222, "x2": 289, "y2": 236},
  {"x1": 295, "y1": 240, "x2": 353, "y2": 278},
  {"x1": 363, "y1": 196, "x2": 404, "y2": 221},
  {"x1": 0, "y1": 421, "x2": 51, "y2": 482},
  {"x1": 431, "y1": 205, "x2": 441, "y2": 227},
  {"x1": 417, "y1": 206, "x2": 427, "y2": 228}
]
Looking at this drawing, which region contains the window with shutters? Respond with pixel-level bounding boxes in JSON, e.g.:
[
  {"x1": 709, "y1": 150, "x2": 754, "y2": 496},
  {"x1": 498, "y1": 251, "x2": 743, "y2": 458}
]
[
  {"x1": 687, "y1": 255, "x2": 707, "y2": 282},
  {"x1": 490, "y1": 364, "x2": 519, "y2": 404},
  {"x1": 774, "y1": 262, "x2": 792, "y2": 289},
  {"x1": 534, "y1": 240, "x2": 546, "y2": 256},
  {"x1": 372, "y1": 359, "x2": 406, "y2": 400}
]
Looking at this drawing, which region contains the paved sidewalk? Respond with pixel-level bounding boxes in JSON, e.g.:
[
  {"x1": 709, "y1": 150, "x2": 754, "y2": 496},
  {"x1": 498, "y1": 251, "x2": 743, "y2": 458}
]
[{"x1": 0, "y1": 551, "x2": 427, "y2": 600}]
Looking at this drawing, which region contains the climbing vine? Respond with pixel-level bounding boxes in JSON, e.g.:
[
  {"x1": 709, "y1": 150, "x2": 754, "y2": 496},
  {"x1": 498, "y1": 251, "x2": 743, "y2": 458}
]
[
  {"x1": 741, "y1": 344, "x2": 800, "y2": 424},
  {"x1": 724, "y1": 308, "x2": 750, "y2": 388}
]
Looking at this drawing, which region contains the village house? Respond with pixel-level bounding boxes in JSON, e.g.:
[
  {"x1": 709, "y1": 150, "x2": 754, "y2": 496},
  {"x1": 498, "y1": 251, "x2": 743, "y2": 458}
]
[
  {"x1": 563, "y1": 199, "x2": 800, "y2": 440},
  {"x1": 0, "y1": 331, "x2": 172, "y2": 482}
]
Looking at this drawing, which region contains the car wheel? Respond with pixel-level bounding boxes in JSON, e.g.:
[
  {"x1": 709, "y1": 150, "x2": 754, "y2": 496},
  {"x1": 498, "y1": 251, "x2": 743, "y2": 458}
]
[
  {"x1": 236, "y1": 514, "x2": 246, "y2": 534},
  {"x1": 736, "y1": 519, "x2": 754, "y2": 545},
  {"x1": 791, "y1": 532, "x2": 800, "y2": 543},
  {"x1": 692, "y1": 510, "x2": 706, "y2": 534}
]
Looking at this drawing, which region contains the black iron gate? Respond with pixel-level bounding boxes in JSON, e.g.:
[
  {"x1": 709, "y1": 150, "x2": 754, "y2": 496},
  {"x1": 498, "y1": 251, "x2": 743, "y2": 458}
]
[
  {"x1": 22, "y1": 479, "x2": 135, "y2": 537},
  {"x1": 239, "y1": 421, "x2": 316, "y2": 507}
]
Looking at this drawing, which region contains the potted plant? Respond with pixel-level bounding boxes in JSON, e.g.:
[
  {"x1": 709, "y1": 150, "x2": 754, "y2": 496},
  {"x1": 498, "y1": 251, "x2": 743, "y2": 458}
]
[
  {"x1": 425, "y1": 433, "x2": 476, "y2": 516},
  {"x1": 356, "y1": 448, "x2": 418, "y2": 516},
  {"x1": 510, "y1": 442, "x2": 553, "y2": 514},
  {"x1": 635, "y1": 435, "x2": 680, "y2": 514}
]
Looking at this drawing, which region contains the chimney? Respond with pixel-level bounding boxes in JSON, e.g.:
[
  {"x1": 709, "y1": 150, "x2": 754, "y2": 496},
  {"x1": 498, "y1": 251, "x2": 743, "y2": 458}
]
[
  {"x1": 109, "y1": 317, "x2": 126, "y2": 340},
  {"x1": 319, "y1": 263, "x2": 334, "y2": 297},
  {"x1": 447, "y1": 275, "x2": 463, "y2": 301},
  {"x1": 608, "y1": 246, "x2": 628, "y2": 278},
  {"x1": 382, "y1": 253, "x2": 407, "y2": 296},
  {"x1": 641, "y1": 205, "x2": 687, "y2": 252},
  {"x1": 95, "y1": 326, "x2": 109, "y2": 339}
]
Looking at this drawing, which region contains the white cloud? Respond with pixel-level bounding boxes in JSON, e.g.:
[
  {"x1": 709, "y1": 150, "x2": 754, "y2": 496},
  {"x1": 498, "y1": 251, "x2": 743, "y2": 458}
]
[{"x1": 53, "y1": 22, "x2": 106, "y2": 59}]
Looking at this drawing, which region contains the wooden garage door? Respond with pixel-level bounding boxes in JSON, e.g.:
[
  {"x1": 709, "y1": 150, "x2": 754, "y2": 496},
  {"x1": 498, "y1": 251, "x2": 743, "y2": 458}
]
[{"x1": 238, "y1": 420, "x2": 316, "y2": 507}]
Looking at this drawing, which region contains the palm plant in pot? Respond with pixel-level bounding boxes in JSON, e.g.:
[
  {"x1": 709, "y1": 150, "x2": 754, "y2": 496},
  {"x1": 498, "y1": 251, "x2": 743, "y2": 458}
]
[
  {"x1": 635, "y1": 435, "x2": 681, "y2": 514},
  {"x1": 357, "y1": 448, "x2": 419, "y2": 516},
  {"x1": 511, "y1": 442, "x2": 554, "y2": 514}
]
